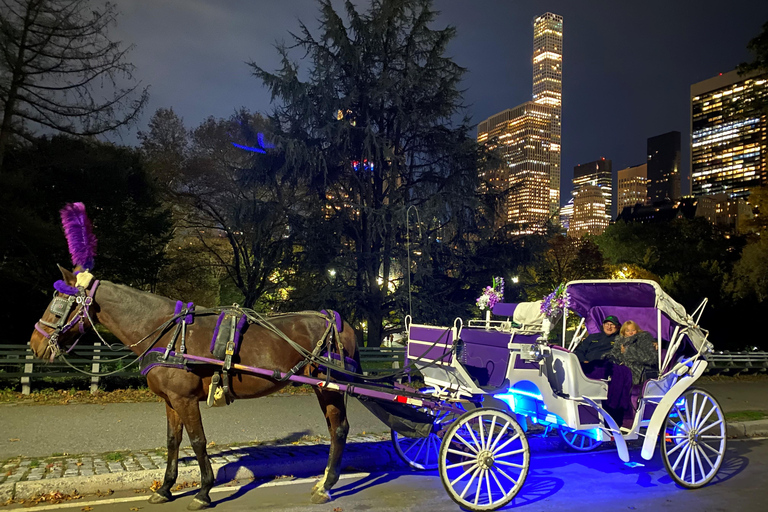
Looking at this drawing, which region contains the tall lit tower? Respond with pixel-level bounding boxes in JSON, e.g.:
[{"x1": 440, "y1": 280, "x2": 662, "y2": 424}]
[{"x1": 533, "y1": 12, "x2": 563, "y2": 214}]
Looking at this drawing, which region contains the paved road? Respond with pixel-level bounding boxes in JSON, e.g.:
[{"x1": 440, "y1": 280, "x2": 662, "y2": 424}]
[
  {"x1": 1, "y1": 378, "x2": 766, "y2": 459},
  {"x1": 0, "y1": 395, "x2": 390, "y2": 459},
  {"x1": 5, "y1": 438, "x2": 766, "y2": 511}
]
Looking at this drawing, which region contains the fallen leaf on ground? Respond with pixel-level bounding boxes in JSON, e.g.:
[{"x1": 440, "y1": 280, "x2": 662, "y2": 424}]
[
  {"x1": 149, "y1": 480, "x2": 162, "y2": 492},
  {"x1": 82, "y1": 507, "x2": 93, "y2": 511},
  {"x1": 129, "y1": 507, "x2": 142, "y2": 511},
  {"x1": 334, "y1": 508, "x2": 343, "y2": 512},
  {"x1": 8, "y1": 438, "x2": 20, "y2": 442}
]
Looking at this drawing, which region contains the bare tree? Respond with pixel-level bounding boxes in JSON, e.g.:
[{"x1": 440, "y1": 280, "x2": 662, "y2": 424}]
[{"x1": 0, "y1": 0, "x2": 148, "y2": 170}]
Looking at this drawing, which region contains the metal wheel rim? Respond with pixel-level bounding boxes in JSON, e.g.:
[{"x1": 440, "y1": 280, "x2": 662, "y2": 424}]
[
  {"x1": 558, "y1": 428, "x2": 603, "y2": 451},
  {"x1": 660, "y1": 388, "x2": 726, "y2": 488},
  {"x1": 439, "y1": 408, "x2": 529, "y2": 511}
]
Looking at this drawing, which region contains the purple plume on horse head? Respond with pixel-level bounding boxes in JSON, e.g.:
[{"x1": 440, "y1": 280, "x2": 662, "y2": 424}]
[{"x1": 60, "y1": 202, "x2": 98, "y2": 270}]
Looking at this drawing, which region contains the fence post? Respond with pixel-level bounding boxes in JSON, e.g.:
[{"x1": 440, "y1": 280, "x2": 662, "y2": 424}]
[
  {"x1": 21, "y1": 346, "x2": 33, "y2": 395},
  {"x1": 90, "y1": 342, "x2": 101, "y2": 394}
]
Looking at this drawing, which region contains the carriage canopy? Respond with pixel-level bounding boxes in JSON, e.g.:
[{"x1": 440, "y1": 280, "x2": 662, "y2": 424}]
[{"x1": 565, "y1": 279, "x2": 710, "y2": 352}]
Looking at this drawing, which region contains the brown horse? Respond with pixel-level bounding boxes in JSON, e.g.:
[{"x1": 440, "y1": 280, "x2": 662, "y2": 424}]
[{"x1": 30, "y1": 266, "x2": 358, "y2": 510}]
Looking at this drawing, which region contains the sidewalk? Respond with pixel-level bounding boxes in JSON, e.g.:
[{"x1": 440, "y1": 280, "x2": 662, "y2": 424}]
[{"x1": 2, "y1": 419, "x2": 767, "y2": 504}]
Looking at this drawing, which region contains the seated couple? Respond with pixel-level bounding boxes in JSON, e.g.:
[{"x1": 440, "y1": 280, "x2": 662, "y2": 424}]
[{"x1": 573, "y1": 316, "x2": 657, "y2": 427}]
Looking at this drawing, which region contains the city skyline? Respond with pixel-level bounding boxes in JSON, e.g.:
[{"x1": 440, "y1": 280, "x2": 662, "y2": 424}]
[{"x1": 104, "y1": 1, "x2": 768, "y2": 204}]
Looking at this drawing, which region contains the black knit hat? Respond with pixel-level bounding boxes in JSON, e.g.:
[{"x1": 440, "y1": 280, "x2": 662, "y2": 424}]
[{"x1": 603, "y1": 315, "x2": 620, "y2": 328}]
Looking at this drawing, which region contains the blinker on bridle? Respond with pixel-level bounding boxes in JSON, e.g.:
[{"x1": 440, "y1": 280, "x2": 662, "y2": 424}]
[{"x1": 34, "y1": 278, "x2": 100, "y2": 358}]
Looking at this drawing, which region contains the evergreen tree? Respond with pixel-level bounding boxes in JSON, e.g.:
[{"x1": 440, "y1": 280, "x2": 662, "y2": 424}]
[{"x1": 250, "y1": 0, "x2": 489, "y2": 345}]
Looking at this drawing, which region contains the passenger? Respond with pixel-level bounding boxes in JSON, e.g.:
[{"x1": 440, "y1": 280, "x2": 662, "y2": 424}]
[
  {"x1": 573, "y1": 315, "x2": 621, "y2": 379},
  {"x1": 604, "y1": 321, "x2": 657, "y2": 385},
  {"x1": 599, "y1": 320, "x2": 657, "y2": 428}
]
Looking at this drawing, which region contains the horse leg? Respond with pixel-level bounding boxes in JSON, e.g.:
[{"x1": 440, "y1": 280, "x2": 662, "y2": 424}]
[
  {"x1": 148, "y1": 402, "x2": 184, "y2": 504},
  {"x1": 173, "y1": 397, "x2": 215, "y2": 511},
  {"x1": 310, "y1": 389, "x2": 350, "y2": 504}
]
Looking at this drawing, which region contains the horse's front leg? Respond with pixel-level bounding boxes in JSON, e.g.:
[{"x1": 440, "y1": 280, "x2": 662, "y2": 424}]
[
  {"x1": 311, "y1": 389, "x2": 350, "y2": 504},
  {"x1": 149, "y1": 402, "x2": 184, "y2": 504},
  {"x1": 172, "y1": 397, "x2": 215, "y2": 511}
]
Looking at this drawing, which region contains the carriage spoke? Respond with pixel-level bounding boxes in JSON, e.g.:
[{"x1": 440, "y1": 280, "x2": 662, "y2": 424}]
[
  {"x1": 694, "y1": 394, "x2": 709, "y2": 427},
  {"x1": 466, "y1": 418, "x2": 483, "y2": 450},
  {"x1": 578, "y1": 433, "x2": 586, "y2": 448},
  {"x1": 695, "y1": 444, "x2": 714, "y2": 471},
  {"x1": 698, "y1": 419, "x2": 724, "y2": 434},
  {"x1": 447, "y1": 447, "x2": 477, "y2": 459},
  {"x1": 696, "y1": 405, "x2": 718, "y2": 430},
  {"x1": 451, "y1": 463, "x2": 479, "y2": 487},
  {"x1": 495, "y1": 460, "x2": 525, "y2": 469},
  {"x1": 665, "y1": 437, "x2": 687, "y2": 456},
  {"x1": 454, "y1": 433, "x2": 480, "y2": 454},
  {"x1": 690, "y1": 393, "x2": 698, "y2": 429},
  {"x1": 494, "y1": 448, "x2": 525, "y2": 459},
  {"x1": 485, "y1": 468, "x2": 493, "y2": 504},
  {"x1": 413, "y1": 436, "x2": 427, "y2": 464},
  {"x1": 474, "y1": 469, "x2": 484, "y2": 506},
  {"x1": 489, "y1": 466, "x2": 505, "y2": 494},
  {"x1": 446, "y1": 460, "x2": 474, "y2": 470},
  {"x1": 403, "y1": 438, "x2": 424, "y2": 457},
  {"x1": 485, "y1": 416, "x2": 497, "y2": 450},
  {"x1": 488, "y1": 421, "x2": 511, "y2": 451},
  {"x1": 478, "y1": 415, "x2": 486, "y2": 450},
  {"x1": 700, "y1": 441, "x2": 724, "y2": 456},
  {"x1": 671, "y1": 441, "x2": 691, "y2": 471},
  {"x1": 459, "y1": 466, "x2": 481, "y2": 499},
  {"x1": 493, "y1": 432, "x2": 521, "y2": 454},
  {"x1": 679, "y1": 443, "x2": 692, "y2": 478},
  {"x1": 493, "y1": 465, "x2": 519, "y2": 485}
]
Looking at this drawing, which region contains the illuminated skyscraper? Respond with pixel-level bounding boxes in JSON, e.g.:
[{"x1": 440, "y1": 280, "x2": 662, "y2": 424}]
[
  {"x1": 616, "y1": 163, "x2": 648, "y2": 214},
  {"x1": 533, "y1": 12, "x2": 563, "y2": 213},
  {"x1": 691, "y1": 70, "x2": 767, "y2": 198},
  {"x1": 477, "y1": 103, "x2": 554, "y2": 234},
  {"x1": 477, "y1": 12, "x2": 562, "y2": 233},
  {"x1": 569, "y1": 185, "x2": 608, "y2": 237},
  {"x1": 573, "y1": 158, "x2": 612, "y2": 219}
]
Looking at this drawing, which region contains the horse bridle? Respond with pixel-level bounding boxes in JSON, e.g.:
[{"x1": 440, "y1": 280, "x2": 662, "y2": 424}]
[{"x1": 34, "y1": 279, "x2": 100, "y2": 357}]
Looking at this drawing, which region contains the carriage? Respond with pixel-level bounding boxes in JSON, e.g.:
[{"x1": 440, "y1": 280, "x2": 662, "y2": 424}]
[
  {"x1": 32, "y1": 204, "x2": 725, "y2": 511},
  {"x1": 386, "y1": 278, "x2": 726, "y2": 510}
]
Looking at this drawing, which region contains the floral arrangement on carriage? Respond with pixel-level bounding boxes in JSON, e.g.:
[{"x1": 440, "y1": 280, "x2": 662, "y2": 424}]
[
  {"x1": 476, "y1": 276, "x2": 504, "y2": 321},
  {"x1": 540, "y1": 283, "x2": 570, "y2": 334}
]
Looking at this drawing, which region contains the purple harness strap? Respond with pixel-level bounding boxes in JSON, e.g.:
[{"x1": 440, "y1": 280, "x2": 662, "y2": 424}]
[
  {"x1": 320, "y1": 309, "x2": 343, "y2": 333},
  {"x1": 174, "y1": 301, "x2": 194, "y2": 324}
]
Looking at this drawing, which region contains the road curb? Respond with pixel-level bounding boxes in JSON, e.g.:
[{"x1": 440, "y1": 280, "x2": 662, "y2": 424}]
[{"x1": 727, "y1": 419, "x2": 768, "y2": 438}]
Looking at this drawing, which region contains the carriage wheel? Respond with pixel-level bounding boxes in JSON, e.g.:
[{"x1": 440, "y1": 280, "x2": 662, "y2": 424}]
[
  {"x1": 391, "y1": 394, "x2": 466, "y2": 470},
  {"x1": 660, "y1": 387, "x2": 727, "y2": 489},
  {"x1": 558, "y1": 427, "x2": 603, "y2": 452},
  {"x1": 439, "y1": 408, "x2": 529, "y2": 511}
]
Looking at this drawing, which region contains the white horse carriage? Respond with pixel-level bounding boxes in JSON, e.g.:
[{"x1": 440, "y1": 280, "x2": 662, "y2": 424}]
[{"x1": 393, "y1": 279, "x2": 726, "y2": 511}]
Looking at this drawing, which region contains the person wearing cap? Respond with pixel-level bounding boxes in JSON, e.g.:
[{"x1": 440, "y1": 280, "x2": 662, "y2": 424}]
[{"x1": 574, "y1": 315, "x2": 621, "y2": 377}]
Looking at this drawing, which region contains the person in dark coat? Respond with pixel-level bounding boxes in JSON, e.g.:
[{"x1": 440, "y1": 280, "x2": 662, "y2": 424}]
[
  {"x1": 574, "y1": 315, "x2": 620, "y2": 378},
  {"x1": 604, "y1": 320, "x2": 658, "y2": 385}
]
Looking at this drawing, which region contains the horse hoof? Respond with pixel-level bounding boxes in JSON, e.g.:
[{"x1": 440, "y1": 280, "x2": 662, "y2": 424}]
[
  {"x1": 187, "y1": 497, "x2": 211, "y2": 511},
  {"x1": 310, "y1": 490, "x2": 331, "y2": 504},
  {"x1": 148, "y1": 492, "x2": 171, "y2": 504}
]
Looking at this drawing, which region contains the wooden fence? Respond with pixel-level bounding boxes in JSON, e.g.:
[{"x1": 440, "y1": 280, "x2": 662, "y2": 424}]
[{"x1": 0, "y1": 344, "x2": 406, "y2": 394}]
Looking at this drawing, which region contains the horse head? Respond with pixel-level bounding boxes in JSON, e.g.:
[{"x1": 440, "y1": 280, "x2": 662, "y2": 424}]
[{"x1": 30, "y1": 265, "x2": 100, "y2": 361}]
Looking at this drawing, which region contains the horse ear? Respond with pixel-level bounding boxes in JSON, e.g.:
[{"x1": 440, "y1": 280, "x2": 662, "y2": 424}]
[{"x1": 57, "y1": 264, "x2": 77, "y2": 286}]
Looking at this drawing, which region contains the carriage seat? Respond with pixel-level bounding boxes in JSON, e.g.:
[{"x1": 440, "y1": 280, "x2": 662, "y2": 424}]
[{"x1": 548, "y1": 346, "x2": 608, "y2": 400}]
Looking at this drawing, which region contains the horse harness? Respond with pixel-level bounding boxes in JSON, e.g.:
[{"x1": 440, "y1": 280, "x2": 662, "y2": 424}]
[{"x1": 34, "y1": 272, "x2": 100, "y2": 359}]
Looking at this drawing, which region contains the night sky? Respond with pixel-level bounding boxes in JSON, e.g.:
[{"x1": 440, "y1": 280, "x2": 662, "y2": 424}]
[{"x1": 110, "y1": 0, "x2": 768, "y2": 202}]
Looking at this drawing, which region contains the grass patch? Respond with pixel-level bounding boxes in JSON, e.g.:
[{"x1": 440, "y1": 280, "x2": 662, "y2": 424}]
[
  {"x1": 103, "y1": 452, "x2": 124, "y2": 462},
  {"x1": 29, "y1": 459, "x2": 39, "y2": 468},
  {"x1": 725, "y1": 410, "x2": 768, "y2": 422}
]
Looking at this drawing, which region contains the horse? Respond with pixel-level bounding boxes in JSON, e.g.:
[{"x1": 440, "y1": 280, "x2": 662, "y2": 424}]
[{"x1": 30, "y1": 265, "x2": 359, "y2": 510}]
